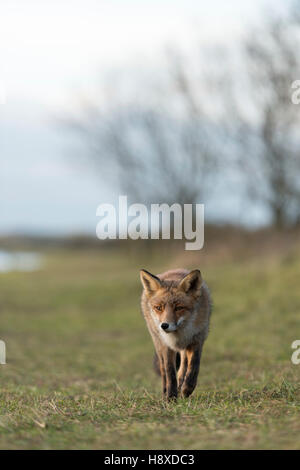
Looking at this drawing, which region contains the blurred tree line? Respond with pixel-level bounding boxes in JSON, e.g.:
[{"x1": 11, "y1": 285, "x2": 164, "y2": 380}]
[{"x1": 64, "y1": 3, "x2": 300, "y2": 229}]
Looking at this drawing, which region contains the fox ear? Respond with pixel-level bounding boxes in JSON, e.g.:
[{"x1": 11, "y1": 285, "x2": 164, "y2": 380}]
[
  {"x1": 179, "y1": 270, "x2": 202, "y2": 296},
  {"x1": 140, "y1": 269, "x2": 162, "y2": 296}
]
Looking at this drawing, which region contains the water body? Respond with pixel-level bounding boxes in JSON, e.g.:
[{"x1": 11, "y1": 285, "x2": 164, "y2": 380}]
[{"x1": 0, "y1": 250, "x2": 42, "y2": 273}]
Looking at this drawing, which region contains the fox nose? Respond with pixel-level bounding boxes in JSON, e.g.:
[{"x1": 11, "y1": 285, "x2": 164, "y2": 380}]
[{"x1": 161, "y1": 322, "x2": 169, "y2": 330}]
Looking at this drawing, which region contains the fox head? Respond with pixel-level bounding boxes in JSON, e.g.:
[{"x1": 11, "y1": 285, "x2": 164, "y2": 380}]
[{"x1": 140, "y1": 269, "x2": 202, "y2": 333}]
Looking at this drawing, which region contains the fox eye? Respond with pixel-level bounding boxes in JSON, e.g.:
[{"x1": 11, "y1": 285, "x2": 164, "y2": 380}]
[
  {"x1": 155, "y1": 305, "x2": 163, "y2": 312},
  {"x1": 175, "y1": 305, "x2": 184, "y2": 311}
]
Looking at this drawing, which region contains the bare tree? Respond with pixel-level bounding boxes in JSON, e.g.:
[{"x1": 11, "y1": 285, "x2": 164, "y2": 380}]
[
  {"x1": 230, "y1": 12, "x2": 300, "y2": 228},
  {"x1": 64, "y1": 48, "x2": 225, "y2": 210}
]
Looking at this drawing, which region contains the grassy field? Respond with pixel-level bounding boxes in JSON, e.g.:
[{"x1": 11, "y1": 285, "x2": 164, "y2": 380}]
[{"x1": 0, "y1": 235, "x2": 299, "y2": 449}]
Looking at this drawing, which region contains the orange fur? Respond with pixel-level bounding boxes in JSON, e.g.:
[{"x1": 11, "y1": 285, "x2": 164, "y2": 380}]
[{"x1": 140, "y1": 268, "x2": 211, "y2": 400}]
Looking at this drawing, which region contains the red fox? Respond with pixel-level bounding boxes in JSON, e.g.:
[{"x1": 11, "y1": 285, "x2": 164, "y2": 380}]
[{"x1": 140, "y1": 268, "x2": 211, "y2": 400}]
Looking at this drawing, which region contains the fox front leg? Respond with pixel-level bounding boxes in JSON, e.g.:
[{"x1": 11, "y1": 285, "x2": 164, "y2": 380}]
[
  {"x1": 181, "y1": 345, "x2": 202, "y2": 398},
  {"x1": 163, "y1": 348, "x2": 178, "y2": 401},
  {"x1": 177, "y1": 351, "x2": 188, "y2": 392},
  {"x1": 157, "y1": 354, "x2": 167, "y2": 396}
]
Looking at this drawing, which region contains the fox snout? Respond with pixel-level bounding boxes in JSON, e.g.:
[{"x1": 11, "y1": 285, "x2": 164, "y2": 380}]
[
  {"x1": 161, "y1": 321, "x2": 177, "y2": 332},
  {"x1": 160, "y1": 320, "x2": 182, "y2": 333}
]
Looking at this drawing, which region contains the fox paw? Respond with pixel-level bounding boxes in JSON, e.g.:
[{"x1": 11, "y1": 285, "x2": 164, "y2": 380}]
[
  {"x1": 181, "y1": 386, "x2": 193, "y2": 398},
  {"x1": 166, "y1": 389, "x2": 178, "y2": 401}
]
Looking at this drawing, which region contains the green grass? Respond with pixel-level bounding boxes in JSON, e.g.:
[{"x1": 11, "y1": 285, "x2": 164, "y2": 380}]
[{"x1": 0, "y1": 243, "x2": 299, "y2": 449}]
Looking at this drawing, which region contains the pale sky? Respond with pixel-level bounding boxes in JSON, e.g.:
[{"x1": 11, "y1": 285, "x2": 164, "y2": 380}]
[{"x1": 0, "y1": 0, "x2": 281, "y2": 235}]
